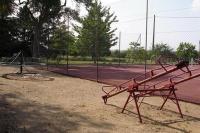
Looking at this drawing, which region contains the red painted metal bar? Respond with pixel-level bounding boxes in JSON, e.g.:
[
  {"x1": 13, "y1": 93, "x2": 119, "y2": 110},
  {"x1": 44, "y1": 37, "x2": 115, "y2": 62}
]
[
  {"x1": 102, "y1": 61, "x2": 189, "y2": 103},
  {"x1": 123, "y1": 85, "x2": 180, "y2": 123},
  {"x1": 122, "y1": 66, "x2": 200, "y2": 123},
  {"x1": 138, "y1": 71, "x2": 200, "y2": 95},
  {"x1": 175, "y1": 73, "x2": 200, "y2": 84},
  {"x1": 102, "y1": 58, "x2": 200, "y2": 123}
]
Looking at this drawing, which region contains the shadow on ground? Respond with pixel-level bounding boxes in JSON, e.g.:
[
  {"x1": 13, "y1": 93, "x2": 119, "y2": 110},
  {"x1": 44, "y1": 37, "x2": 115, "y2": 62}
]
[
  {"x1": 0, "y1": 92, "x2": 113, "y2": 133},
  {"x1": 106, "y1": 102, "x2": 200, "y2": 133}
]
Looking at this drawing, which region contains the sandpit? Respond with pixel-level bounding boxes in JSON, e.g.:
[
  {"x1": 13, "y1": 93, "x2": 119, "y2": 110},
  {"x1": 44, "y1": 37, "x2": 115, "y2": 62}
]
[
  {"x1": 0, "y1": 65, "x2": 199, "y2": 133},
  {"x1": 2, "y1": 73, "x2": 54, "y2": 81}
]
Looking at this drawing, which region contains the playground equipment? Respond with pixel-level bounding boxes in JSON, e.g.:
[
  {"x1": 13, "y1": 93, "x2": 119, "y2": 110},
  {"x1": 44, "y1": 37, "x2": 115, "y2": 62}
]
[
  {"x1": 1, "y1": 51, "x2": 54, "y2": 81},
  {"x1": 102, "y1": 59, "x2": 200, "y2": 123}
]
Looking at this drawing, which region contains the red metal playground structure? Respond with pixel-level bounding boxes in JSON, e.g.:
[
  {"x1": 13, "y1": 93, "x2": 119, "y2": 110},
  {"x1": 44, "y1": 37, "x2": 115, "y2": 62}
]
[{"x1": 102, "y1": 59, "x2": 200, "y2": 123}]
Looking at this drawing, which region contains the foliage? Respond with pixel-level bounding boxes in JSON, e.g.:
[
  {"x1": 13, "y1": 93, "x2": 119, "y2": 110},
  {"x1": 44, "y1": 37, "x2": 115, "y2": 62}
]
[
  {"x1": 0, "y1": 1, "x2": 25, "y2": 57},
  {"x1": 0, "y1": 0, "x2": 91, "y2": 57},
  {"x1": 0, "y1": 18, "x2": 25, "y2": 57},
  {"x1": 176, "y1": 42, "x2": 198, "y2": 61},
  {"x1": 75, "y1": 0, "x2": 118, "y2": 61},
  {"x1": 0, "y1": 0, "x2": 15, "y2": 19},
  {"x1": 50, "y1": 25, "x2": 73, "y2": 50},
  {"x1": 126, "y1": 42, "x2": 146, "y2": 63},
  {"x1": 129, "y1": 42, "x2": 140, "y2": 48},
  {"x1": 153, "y1": 43, "x2": 173, "y2": 57},
  {"x1": 149, "y1": 43, "x2": 175, "y2": 61},
  {"x1": 17, "y1": 0, "x2": 63, "y2": 57},
  {"x1": 49, "y1": 24, "x2": 79, "y2": 57},
  {"x1": 0, "y1": 15, "x2": 32, "y2": 57},
  {"x1": 110, "y1": 50, "x2": 127, "y2": 58}
]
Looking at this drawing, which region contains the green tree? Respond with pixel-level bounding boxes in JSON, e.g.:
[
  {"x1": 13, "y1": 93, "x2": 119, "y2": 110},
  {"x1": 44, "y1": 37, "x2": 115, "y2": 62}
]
[
  {"x1": 17, "y1": 0, "x2": 91, "y2": 57},
  {"x1": 0, "y1": 0, "x2": 91, "y2": 57},
  {"x1": 153, "y1": 43, "x2": 173, "y2": 57},
  {"x1": 149, "y1": 43, "x2": 175, "y2": 64},
  {"x1": 110, "y1": 50, "x2": 119, "y2": 57},
  {"x1": 0, "y1": 0, "x2": 31, "y2": 57},
  {"x1": 126, "y1": 42, "x2": 146, "y2": 64},
  {"x1": 129, "y1": 42, "x2": 140, "y2": 48},
  {"x1": 0, "y1": 18, "x2": 24, "y2": 57},
  {"x1": 50, "y1": 24, "x2": 77, "y2": 55},
  {"x1": 176, "y1": 42, "x2": 198, "y2": 61},
  {"x1": 0, "y1": 0, "x2": 15, "y2": 19},
  {"x1": 76, "y1": 0, "x2": 118, "y2": 62}
]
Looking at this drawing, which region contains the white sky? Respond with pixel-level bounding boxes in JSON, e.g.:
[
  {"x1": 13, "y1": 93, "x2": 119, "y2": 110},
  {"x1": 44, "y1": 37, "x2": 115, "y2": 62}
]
[
  {"x1": 193, "y1": 0, "x2": 200, "y2": 8},
  {"x1": 66, "y1": 0, "x2": 200, "y2": 51},
  {"x1": 101, "y1": 0, "x2": 200, "y2": 51}
]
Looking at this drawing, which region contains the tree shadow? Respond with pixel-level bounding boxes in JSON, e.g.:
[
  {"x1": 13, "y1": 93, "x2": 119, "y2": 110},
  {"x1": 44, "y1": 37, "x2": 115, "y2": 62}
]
[
  {"x1": 105, "y1": 102, "x2": 200, "y2": 133},
  {"x1": 0, "y1": 92, "x2": 114, "y2": 133}
]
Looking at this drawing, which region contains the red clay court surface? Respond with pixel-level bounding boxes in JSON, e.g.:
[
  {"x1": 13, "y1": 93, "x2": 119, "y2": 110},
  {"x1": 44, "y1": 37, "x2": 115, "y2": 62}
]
[{"x1": 46, "y1": 64, "x2": 200, "y2": 105}]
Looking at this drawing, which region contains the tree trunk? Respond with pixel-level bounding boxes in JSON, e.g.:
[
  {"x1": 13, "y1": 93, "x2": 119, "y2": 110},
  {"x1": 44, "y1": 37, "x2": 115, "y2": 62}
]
[
  {"x1": 92, "y1": 55, "x2": 96, "y2": 64},
  {"x1": 32, "y1": 26, "x2": 40, "y2": 58}
]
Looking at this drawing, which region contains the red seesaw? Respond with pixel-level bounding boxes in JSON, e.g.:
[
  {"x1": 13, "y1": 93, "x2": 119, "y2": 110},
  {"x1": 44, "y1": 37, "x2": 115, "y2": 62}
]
[{"x1": 102, "y1": 60, "x2": 200, "y2": 123}]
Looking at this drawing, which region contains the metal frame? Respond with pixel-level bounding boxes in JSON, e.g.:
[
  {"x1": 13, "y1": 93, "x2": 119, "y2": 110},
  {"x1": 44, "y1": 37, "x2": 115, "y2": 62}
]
[
  {"x1": 122, "y1": 79, "x2": 183, "y2": 123},
  {"x1": 102, "y1": 59, "x2": 188, "y2": 104},
  {"x1": 102, "y1": 59, "x2": 200, "y2": 123}
]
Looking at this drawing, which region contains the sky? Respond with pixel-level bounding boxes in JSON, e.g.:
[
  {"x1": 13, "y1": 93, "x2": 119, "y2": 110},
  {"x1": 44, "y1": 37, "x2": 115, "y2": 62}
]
[
  {"x1": 99, "y1": 0, "x2": 200, "y2": 51},
  {"x1": 67, "y1": 0, "x2": 200, "y2": 51}
]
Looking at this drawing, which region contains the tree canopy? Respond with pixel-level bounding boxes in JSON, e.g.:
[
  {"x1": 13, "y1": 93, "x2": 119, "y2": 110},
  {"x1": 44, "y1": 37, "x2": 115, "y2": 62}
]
[
  {"x1": 176, "y1": 42, "x2": 198, "y2": 61},
  {"x1": 153, "y1": 43, "x2": 173, "y2": 57},
  {"x1": 0, "y1": 0, "x2": 15, "y2": 19},
  {"x1": 0, "y1": 0, "x2": 91, "y2": 57},
  {"x1": 126, "y1": 42, "x2": 146, "y2": 63},
  {"x1": 75, "y1": 0, "x2": 118, "y2": 61}
]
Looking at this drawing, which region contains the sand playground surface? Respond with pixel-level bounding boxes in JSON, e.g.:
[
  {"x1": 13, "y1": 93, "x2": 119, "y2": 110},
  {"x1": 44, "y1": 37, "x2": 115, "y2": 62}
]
[{"x1": 0, "y1": 65, "x2": 199, "y2": 133}]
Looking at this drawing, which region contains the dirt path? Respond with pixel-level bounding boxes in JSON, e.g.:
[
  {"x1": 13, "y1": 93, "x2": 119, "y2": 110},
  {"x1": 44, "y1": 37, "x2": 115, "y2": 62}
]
[{"x1": 0, "y1": 65, "x2": 199, "y2": 133}]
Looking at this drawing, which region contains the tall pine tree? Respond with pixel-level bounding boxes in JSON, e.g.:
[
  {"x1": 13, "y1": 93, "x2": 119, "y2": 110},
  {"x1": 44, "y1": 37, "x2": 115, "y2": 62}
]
[{"x1": 76, "y1": 0, "x2": 118, "y2": 62}]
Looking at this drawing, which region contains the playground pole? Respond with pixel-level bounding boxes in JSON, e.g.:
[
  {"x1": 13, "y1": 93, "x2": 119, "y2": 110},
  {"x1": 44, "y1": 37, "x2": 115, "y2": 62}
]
[
  {"x1": 118, "y1": 31, "x2": 121, "y2": 66},
  {"x1": 145, "y1": 0, "x2": 149, "y2": 78}
]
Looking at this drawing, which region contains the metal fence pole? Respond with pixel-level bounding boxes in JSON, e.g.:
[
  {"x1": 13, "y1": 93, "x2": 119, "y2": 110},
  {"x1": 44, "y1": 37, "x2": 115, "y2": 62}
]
[
  {"x1": 20, "y1": 51, "x2": 23, "y2": 74},
  {"x1": 145, "y1": 0, "x2": 149, "y2": 78},
  {"x1": 95, "y1": 10, "x2": 99, "y2": 82},
  {"x1": 67, "y1": 13, "x2": 70, "y2": 74},
  {"x1": 199, "y1": 40, "x2": 200, "y2": 57},
  {"x1": 152, "y1": 14, "x2": 156, "y2": 51},
  {"x1": 95, "y1": 30, "x2": 99, "y2": 82},
  {"x1": 118, "y1": 31, "x2": 121, "y2": 66}
]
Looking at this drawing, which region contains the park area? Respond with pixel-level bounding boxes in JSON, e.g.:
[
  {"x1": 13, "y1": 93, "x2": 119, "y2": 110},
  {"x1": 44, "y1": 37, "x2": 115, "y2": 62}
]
[
  {"x1": 1, "y1": 0, "x2": 200, "y2": 132},
  {"x1": 0, "y1": 64, "x2": 200, "y2": 132}
]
